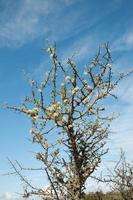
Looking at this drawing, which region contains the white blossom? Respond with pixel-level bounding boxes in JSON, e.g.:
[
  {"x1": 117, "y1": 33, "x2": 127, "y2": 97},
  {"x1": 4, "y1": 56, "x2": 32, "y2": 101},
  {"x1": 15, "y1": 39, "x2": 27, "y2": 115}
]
[
  {"x1": 33, "y1": 108, "x2": 39, "y2": 112},
  {"x1": 85, "y1": 85, "x2": 93, "y2": 92},
  {"x1": 53, "y1": 112, "x2": 59, "y2": 118},
  {"x1": 61, "y1": 83, "x2": 65, "y2": 86},
  {"x1": 50, "y1": 53, "x2": 54, "y2": 58},
  {"x1": 32, "y1": 116, "x2": 39, "y2": 121},
  {"x1": 71, "y1": 79, "x2": 75, "y2": 83},
  {"x1": 90, "y1": 63, "x2": 95, "y2": 67},
  {"x1": 65, "y1": 76, "x2": 71, "y2": 82},
  {"x1": 106, "y1": 63, "x2": 111, "y2": 67},
  {"x1": 83, "y1": 97, "x2": 88, "y2": 104},
  {"x1": 46, "y1": 102, "x2": 62, "y2": 120},
  {"x1": 51, "y1": 102, "x2": 60, "y2": 109},
  {"x1": 64, "y1": 99, "x2": 69, "y2": 104},
  {"x1": 83, "y1": 70, "x2": 88, "y2": 75},
  {"x1": 29, "y1": 128, "x2": 33, "y2": 133},
  {"x1": 71, "y1": 86, "x2": 80, "y2": 95},
  {"x1": 38, "y1": 89, "x2": 42, "y2": 93},
  {"x1": 89, "y1": 109, "x2": 96, "y2": 114},
  {"x1": 68, "y1": 124, "x2": 73, "y2": 129},
  {"x1": 24, "y1": 108, "x2": 39, "y2": 117},
  {"x1": 47, "y1": 47, "x2": 51, "y2": 52}
]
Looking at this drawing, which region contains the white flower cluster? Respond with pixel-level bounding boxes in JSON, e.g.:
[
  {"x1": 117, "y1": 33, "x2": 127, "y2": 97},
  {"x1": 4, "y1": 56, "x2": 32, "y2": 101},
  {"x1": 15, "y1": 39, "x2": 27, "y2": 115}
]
[
  {"x1": 24, "y1": 108, "x2": 39, "y2": 121},
  {"x1": 38, "y1": 88, "x2": 42, "y2": 93},
  {"x1": 71, "y1": 86, "x2": 80, "y2": 95},
  {"x1": 47, "y1": 47, "x2": 55, "y2": 58},
  {"x1": 106, "y1": 63, "x2": 111, "y2": 67},
  {"x1": 63, "y1": 99, "x2": 69, "y2": 104},
  {"x1": 47, "y1": 47, "x2": 51, "y2": 52},
  {"x1": 46, "y1": 102, "x2": 62, "y2": 120},
  {"x1": 65, "y1": 76, "x2": 71, "y2": 82},
  {"x1": 85, "y1": 85, "x2": 93, "y2": 92},
  {"x1": 82, "y1": 97, "x2": 89, "y2": 104},
  {"x1": 68, "y1": 124, "x2": 73, "y2": 129}
]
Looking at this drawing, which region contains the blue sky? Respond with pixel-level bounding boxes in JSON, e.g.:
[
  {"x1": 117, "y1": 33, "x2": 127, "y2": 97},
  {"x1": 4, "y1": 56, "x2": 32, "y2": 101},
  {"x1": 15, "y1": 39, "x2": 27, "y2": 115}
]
[{"x1": 0, "y1": 0, "x2": 133, "y2": 199}]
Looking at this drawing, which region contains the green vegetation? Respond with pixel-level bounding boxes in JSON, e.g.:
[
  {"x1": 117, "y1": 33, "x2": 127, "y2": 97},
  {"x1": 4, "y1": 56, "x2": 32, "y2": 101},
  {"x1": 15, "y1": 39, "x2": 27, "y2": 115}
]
[{"x1": 84, "y1": 191, "x2": 122, "y2": 200}]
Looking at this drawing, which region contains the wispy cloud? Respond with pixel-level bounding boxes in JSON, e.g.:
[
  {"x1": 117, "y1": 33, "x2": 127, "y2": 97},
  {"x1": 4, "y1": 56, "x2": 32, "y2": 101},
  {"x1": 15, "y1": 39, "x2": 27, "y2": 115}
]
[
  {"x1": 112, "y1": 29, "x2": 133, "y2": 51},
  {"x1": 0, "y1": 0, "x2": 65, "y2": 47},
  {"x1": 0, "y1": 0, "x2": 84, "y2": 48},
  {"x1": 0, "y1": 0, "x2": 122, "y2": 48},
  {"x1": 0, "y1": 0, "x2": 52, "y2": 47},
  {"x1": 0, "y1": 192, "x2": 22, "y2": 200}
]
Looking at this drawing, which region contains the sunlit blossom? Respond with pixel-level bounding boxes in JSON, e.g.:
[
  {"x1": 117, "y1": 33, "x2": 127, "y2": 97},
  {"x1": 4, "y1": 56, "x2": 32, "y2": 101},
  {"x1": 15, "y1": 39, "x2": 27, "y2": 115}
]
[
  {"x1": 65, "y1": 76, "x2": 71, "y2": 82},
  {"x1": 71, "y1": 86, "x2": 80, "y2": 95}
]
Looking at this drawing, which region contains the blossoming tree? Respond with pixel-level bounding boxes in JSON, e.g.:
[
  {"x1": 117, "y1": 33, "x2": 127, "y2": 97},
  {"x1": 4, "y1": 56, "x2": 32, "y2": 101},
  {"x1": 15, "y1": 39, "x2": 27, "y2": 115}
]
[{"x1": 7, "y1": 44, "x2": 132, "y2": 200}]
